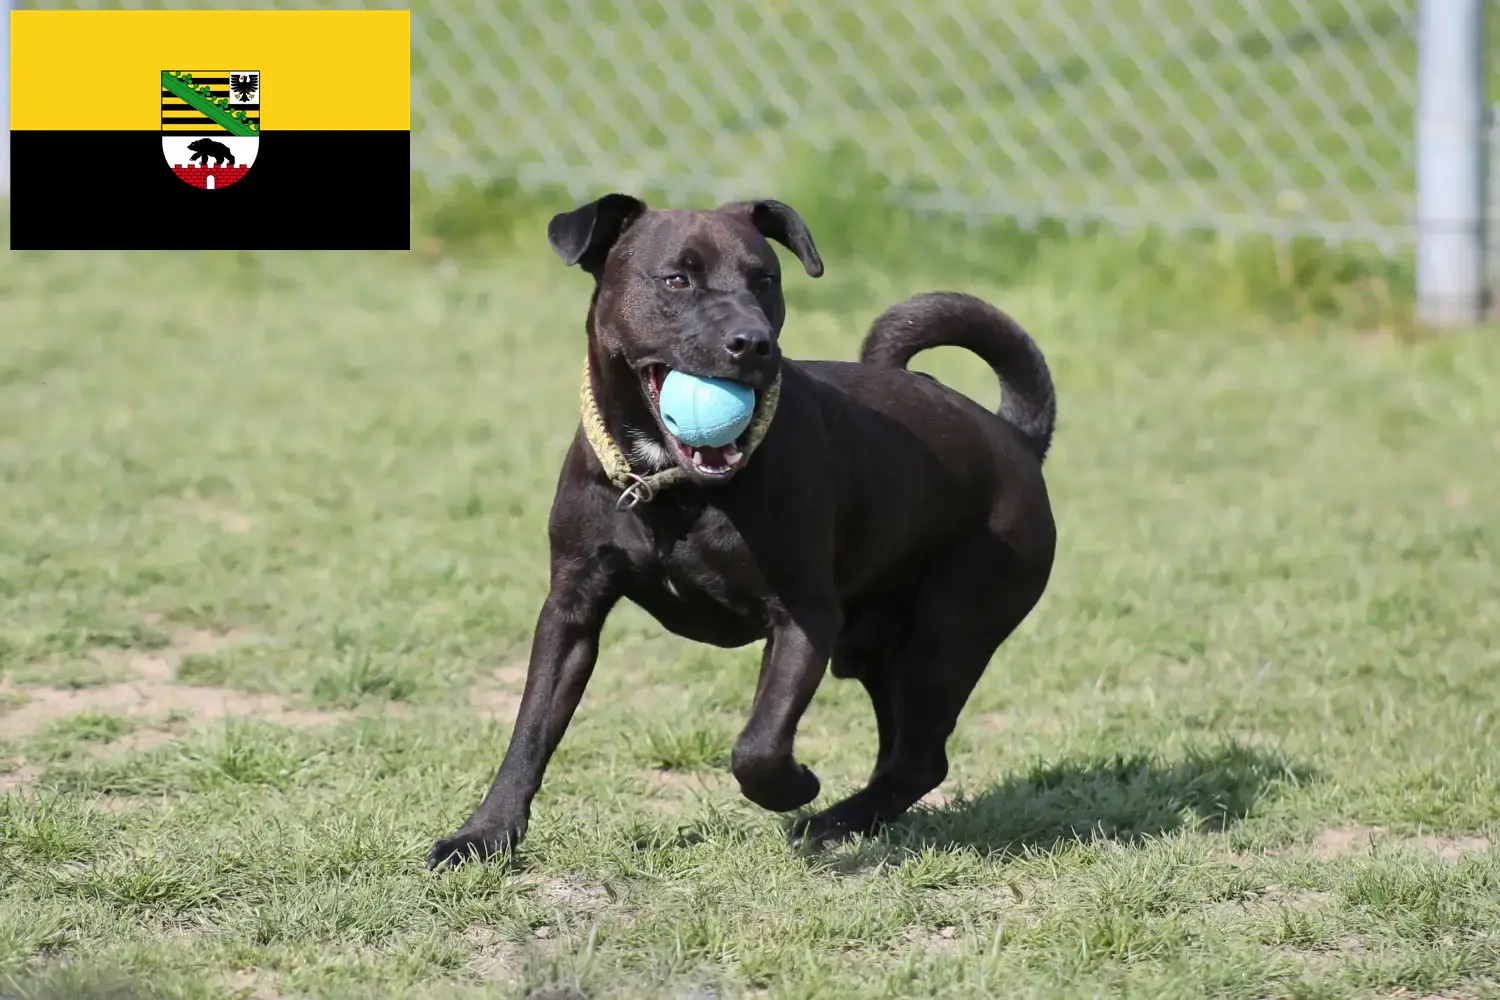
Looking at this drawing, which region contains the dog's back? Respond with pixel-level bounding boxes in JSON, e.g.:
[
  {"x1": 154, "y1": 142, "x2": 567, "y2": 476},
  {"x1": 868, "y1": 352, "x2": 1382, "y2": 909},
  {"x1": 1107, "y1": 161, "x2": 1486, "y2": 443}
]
[
  {"x1": 777, "y1": 291, "x2": 1056, "y2": 600},
  {"x1": 858, "y1": 291, "x2": 1057, "y2": 463}
]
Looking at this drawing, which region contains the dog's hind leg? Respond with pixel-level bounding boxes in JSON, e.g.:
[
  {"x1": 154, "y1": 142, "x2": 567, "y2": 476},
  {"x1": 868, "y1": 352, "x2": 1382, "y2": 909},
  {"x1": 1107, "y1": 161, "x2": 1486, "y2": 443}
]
[
  {"x1": 831, "y1": 601, "x2": 910, "y2": 780},
  {"x1": 792, "y1": 533, "x2": 1049, "y2": 845},
  {"x1": 859, "y1": 670, "x2": 898, "y2": 782}
]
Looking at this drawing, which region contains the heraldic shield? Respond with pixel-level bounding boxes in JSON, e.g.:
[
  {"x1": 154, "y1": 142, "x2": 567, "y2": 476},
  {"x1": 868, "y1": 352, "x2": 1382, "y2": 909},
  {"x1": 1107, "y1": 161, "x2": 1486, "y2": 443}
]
[{"x1": 161, "y1": 70, "x2": 261, "y2": 189}]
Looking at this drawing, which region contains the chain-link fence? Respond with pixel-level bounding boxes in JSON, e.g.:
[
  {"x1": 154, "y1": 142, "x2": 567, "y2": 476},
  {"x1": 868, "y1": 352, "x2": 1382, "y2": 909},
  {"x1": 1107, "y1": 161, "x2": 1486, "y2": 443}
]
[{"x1": 11, "y1": 0, "x2": 1446, "y2": 250}]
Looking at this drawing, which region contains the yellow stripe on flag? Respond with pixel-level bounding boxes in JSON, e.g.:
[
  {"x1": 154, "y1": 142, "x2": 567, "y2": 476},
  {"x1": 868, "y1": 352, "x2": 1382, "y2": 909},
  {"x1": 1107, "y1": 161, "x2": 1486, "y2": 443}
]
[{"x1": 11, "y1": 10, "x2": 410, "y2": 131}]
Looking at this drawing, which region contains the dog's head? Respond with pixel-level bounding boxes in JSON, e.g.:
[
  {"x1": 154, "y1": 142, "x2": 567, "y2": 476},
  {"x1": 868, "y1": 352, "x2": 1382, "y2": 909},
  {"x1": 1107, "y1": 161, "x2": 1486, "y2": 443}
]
[{"x1": 549, "y1": 193, "x2": 822, "y2": 482}]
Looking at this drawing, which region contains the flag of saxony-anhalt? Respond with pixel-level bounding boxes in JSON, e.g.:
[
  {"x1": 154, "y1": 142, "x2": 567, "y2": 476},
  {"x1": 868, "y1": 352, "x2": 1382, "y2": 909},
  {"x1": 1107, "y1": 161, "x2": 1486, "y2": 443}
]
[{"x1": 9, "y1": 10, "x2": 410, "y2": 250}]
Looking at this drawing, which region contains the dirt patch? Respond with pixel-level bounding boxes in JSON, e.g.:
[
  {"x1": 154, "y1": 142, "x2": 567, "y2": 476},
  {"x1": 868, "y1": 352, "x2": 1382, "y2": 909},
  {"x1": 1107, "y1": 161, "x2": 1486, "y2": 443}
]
[
  {"x1": 494, "y1": 664, "x2": 528, "y2": 686},
  {"x1": 1309, "y1": 826, "x2": 1492, "y2": 861},
  {"x1": 1311, "y1": 826, "x2": 1382, "y2": 859},
  {"x1": 465, "y1": 660, "x2": 531, "y2": 721},
  {"x1": 974, "y1": 711, "x2": 1012, "y2": 732},
  {"x1": 908, "y1": 924, "x2": 961, "y2": 956},
  {"x1": 919, "y1": 784, "x2": 962, "y2": 809},
  {"x1": 641, "y1": 768, "x2": 733, "y2": 813},
  {"x1": 165, "y1": 625, "x2": 259, "y2": 657},
  {"x1": 537, "y1": 874, "x2": 611, "y2": 909},
  {"x1": 0, "y1": 662, "x2": 340, "y2": 741},
  {"x1": 622, "y1": 681, "x2": 683, "y2": 715},
  {"x1": 643, "y1": 769, "x2": 729, "y2": 792},
  {"x1": 99, "y1": 727, "x2": 180, "y2": 758},
  {"x1": 1268, "y1": 887, "x2": 1332, "y2": 907},
  {"x1": 1205, "y1": 885, "x2": 1333, "y2": 924},
  {"x1": 90, "y1": 794, "x2": 147, "y2": 814},
  {"x1": 1331, "y1": 934, "x2": 1368, "y2": 955},
  {"x1": 1410, "y1": 835, "x2": 1492, "y2": 861},
  {"x1": 470, "y1": 688, "x2": 523, "y2": 720},
  {"x1": 1285, "y1": 934, "x2": 1369, "y2": 973},
  {"x1": 0, "y1": 763, "x2": 42, "y2": 794},
  {"x1": 463, "y1": 925, "x2": 522, "y2": 983},
  {"x1": 173, "y1": 499, "x2": 255, "y2": 534},
  {"x1": 0, "y1": 623, "x2": 348, "y2": 793},
  {"x1": 223, "y1": 969, "x2": 289, "y2": 999}
]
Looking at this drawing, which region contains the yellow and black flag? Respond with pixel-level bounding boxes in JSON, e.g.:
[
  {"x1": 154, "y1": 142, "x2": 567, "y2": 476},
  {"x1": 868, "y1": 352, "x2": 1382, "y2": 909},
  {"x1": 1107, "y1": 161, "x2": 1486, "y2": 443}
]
[{"x1": 10, "y1": 10, "x2": 410, "y2": 249}]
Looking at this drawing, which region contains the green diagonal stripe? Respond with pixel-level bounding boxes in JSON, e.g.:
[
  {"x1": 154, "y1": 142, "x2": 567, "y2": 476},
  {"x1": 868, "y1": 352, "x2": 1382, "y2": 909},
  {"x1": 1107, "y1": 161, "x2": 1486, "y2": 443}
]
[{"x1": 161, "y1": 72, "x2": 258, "y2": 137}]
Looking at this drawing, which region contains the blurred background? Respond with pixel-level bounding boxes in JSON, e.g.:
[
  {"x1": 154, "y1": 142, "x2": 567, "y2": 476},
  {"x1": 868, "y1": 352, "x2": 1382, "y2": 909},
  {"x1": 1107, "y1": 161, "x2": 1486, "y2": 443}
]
[{"x1": 9, "y1": 0, "x2": 1497, "y2": 322}]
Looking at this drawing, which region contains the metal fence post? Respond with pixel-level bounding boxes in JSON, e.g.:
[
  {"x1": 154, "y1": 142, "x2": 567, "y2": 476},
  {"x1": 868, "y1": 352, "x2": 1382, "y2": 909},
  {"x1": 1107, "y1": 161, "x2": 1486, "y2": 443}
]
[{"x1": 1416, "y1": 0, "x2": 1488, "y2": 326}]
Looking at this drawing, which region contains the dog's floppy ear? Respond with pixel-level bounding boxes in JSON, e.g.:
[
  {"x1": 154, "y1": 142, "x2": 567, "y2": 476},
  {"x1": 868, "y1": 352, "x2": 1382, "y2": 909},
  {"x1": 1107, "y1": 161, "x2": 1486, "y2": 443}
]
[
  {"x1": 719, "y1": 199, "x2": 824, "y2": 278},
  {"x1": 547, "y1": 193, "x2": 647, "y2": 276}
]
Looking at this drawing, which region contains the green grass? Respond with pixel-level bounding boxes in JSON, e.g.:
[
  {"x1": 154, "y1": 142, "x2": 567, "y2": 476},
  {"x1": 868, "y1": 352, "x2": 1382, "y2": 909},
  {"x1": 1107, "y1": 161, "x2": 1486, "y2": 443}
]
[
  {"x1": 2, "y1": 204, "x2": 1499, "y2": 1000},
  {"x1": 27, "y1": 714, "x2": 138, "y2": 763}
]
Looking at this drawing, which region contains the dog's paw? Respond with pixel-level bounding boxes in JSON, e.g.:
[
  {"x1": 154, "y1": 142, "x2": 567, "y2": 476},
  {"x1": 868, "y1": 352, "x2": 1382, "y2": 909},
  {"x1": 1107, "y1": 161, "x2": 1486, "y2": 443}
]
[
  {"x1": 732, "y1": 755, "x2": 821, "y2": 813},
  {"x1": 788, "y1": 795, "x2": 887, "y2": 848},
  {"x1": 426, "y1": 823, "x2": 523, "y2": 871},
  {"x1": 788, "y1": 814, "x2": 856, "y2": 849},
  {"x1": 789, "y1": 812, "x2": 876, "y2": 848}
]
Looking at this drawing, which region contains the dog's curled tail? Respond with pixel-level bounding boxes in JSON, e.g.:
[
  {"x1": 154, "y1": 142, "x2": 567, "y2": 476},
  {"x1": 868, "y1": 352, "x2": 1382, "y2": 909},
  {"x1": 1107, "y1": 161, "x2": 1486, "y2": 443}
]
[{"x1": 859, "y1": 291, "x2": 1057, "y2": 463}]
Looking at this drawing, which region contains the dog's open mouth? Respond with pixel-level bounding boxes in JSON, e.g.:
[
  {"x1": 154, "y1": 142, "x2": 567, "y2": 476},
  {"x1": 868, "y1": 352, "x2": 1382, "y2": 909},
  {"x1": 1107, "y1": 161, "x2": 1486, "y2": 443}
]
[{"x1": 640, "y1": 364, "x2": 748, "y2": 478}]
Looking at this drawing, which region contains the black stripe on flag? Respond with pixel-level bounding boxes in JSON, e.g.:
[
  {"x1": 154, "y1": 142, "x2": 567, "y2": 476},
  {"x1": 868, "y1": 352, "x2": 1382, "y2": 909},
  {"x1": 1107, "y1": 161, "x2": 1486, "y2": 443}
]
[{"x1": 10, "y1": 130, "x2": 410, "y2": 250}]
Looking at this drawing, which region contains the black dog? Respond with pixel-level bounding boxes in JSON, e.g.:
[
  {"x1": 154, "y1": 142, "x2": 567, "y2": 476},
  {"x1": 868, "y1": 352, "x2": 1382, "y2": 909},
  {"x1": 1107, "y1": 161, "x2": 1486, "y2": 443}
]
[
  {"x1": 186, "y1": 137, "x2": 235, "y2": 167},
  {"x1": 429, "y1": 194, "x2": 1057, "y2": 868}
]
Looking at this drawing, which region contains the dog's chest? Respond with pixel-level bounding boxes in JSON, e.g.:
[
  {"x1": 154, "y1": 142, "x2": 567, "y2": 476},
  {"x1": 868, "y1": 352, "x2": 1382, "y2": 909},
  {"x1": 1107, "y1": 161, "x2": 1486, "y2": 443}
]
[{"x1": 614, "y1": 509, "x2": 768, "y2": 647}]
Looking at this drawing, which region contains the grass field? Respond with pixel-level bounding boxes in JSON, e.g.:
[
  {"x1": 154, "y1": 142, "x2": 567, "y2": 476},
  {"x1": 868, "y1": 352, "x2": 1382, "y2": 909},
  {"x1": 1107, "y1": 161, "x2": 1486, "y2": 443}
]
[{"x1": 2, "y1": 179, "x2": 1500, "y2": 1000}]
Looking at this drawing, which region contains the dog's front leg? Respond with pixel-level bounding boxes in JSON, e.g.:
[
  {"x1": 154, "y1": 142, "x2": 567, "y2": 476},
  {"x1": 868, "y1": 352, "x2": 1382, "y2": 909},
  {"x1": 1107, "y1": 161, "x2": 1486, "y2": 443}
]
[
  {"x1": 427, "y1": 567, "x2": 619, "y2": 869},
  {"x1": 730, "y1": 604, "x2": 840, "y2": 813}
]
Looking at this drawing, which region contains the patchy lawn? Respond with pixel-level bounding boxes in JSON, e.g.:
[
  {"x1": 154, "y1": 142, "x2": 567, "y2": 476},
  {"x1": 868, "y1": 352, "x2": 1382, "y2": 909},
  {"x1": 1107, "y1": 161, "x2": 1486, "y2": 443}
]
[{"x1": 1, "y1": 246, "x2": 1498, "y2": 999}]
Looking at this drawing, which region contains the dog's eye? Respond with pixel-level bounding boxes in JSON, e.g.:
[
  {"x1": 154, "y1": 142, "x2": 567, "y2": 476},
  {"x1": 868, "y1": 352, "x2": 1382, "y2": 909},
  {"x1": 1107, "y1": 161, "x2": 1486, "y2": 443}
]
[
  {"x1": 753, "y1": 273, "x2": 778, "y2": 290},
  {"x1": 663, "y1": 274, "x2": 690, "y2": 290}
]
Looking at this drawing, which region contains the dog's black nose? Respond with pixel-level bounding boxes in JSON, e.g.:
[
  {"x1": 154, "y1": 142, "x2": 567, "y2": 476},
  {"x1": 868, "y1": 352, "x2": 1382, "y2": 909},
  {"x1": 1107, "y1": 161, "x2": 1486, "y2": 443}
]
[{"x1": 725, "y1": 329, "x2": 773, "y2": 359}]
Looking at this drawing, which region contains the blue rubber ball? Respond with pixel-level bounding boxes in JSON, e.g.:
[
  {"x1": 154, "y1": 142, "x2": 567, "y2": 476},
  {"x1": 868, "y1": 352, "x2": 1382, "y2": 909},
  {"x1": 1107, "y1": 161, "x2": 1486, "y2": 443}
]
[{"x1": 658, "y1": 370, "x2": 756, "y2": 448}]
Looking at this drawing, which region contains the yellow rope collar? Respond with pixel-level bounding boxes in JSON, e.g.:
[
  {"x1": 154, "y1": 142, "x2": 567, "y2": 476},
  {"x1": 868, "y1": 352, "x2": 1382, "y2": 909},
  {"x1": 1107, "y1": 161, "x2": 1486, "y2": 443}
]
[{"x1": 579, "y1": 358, "x2": 782, "y2": 509}]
